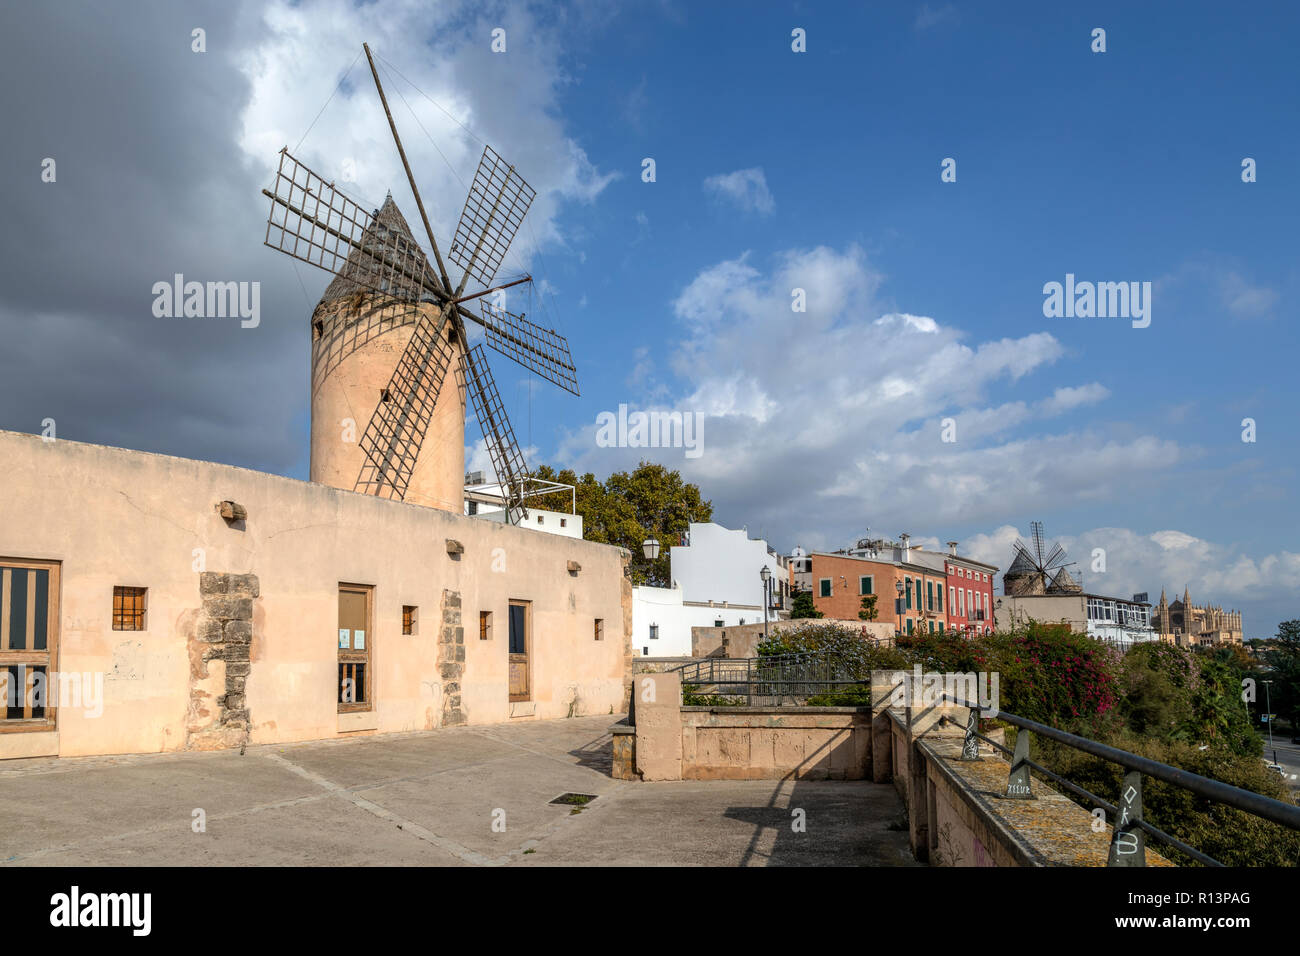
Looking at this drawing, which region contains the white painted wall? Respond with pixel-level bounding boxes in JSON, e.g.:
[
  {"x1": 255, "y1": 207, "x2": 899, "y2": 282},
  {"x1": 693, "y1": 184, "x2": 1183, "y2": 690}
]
[
  {"x1": 631, "y1": 585, "x2": 760, "y2": 657},
  {"x1": 670, "y1": 522, "x2": 784, "y2": 610}
]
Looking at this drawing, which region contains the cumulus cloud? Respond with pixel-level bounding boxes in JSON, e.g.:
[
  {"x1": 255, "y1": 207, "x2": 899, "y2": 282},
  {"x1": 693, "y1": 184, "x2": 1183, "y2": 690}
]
[
  {"x1": 556, "y1": 243, "x2": 1184, "y2": 552},
  {"x1": 960, "y1": 524, "x2": 1298, "y2": 636},
  {"x1": 703, "y1": 168, "x2": 775, "y2": 216},
  {"x1": 0, "y1": 0, "x2": 610, "y2": 476}
]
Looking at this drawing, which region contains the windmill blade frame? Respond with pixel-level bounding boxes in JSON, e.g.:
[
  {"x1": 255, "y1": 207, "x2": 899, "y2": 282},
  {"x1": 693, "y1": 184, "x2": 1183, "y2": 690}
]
[
  {"x1": 478, "y1": 301, "x2": 580, "y2": 396},
  {"x1": 353, "y1": 305, "x2": 459, "y2": 500},
  {"x1": 449, "y1": 144, "x2": 537, "y2": 290},
  {"x1": 262, "y1": 149, "x2": 441, "y2": 303},
  {"x1": 463, "y1": 344, "x2": 531, "y2": 519},
  {"x1": 1043, "y1": 543, "x2": 1068, "y2": 570}
]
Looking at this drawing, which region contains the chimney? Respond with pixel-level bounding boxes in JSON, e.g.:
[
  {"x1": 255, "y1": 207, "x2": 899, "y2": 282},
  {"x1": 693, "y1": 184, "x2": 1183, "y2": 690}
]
[
  {"x1": 900, "y1": 533, "x2": 911, "y2": 562},
  {"x1": 947, "y1": 540, "x2": 958, "y2": 556}
]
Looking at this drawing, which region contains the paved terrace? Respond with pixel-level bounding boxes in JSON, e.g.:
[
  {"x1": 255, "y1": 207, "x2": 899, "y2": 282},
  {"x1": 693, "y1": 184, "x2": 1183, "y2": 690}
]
[{"x1": 0, "y1": 716, "x2": 918, "y2": 867}]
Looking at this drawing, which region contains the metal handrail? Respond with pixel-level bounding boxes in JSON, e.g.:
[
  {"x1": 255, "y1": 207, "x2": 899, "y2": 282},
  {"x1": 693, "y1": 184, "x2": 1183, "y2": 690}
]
[
  {"x1": 934, "y1": 692, "x2": 1300, "y2": 866},
  {"x1": 671, "y1": 652, "x2": 864, "y2": 705}
]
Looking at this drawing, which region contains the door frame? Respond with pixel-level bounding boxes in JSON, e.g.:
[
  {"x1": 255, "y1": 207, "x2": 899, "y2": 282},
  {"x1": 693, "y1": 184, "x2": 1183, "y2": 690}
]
[
  {"x1": 0, "y1": 558, "x2": 61, "y2": 733},
  {"x1": 507, "y1": 599, "x2": 531, "y2": 703}
]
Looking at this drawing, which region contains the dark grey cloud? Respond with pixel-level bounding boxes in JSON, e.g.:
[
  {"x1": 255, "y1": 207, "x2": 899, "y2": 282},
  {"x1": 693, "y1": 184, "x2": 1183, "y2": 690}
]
[{"x1": 1, "y1": 1, "x2": 315, "y2": 475}]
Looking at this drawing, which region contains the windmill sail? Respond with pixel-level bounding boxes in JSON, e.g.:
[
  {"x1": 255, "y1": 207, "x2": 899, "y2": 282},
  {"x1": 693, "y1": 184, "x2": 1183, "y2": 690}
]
[
  {"x1": 449, "y1": 145, "x2": 536, "y2": 289},
  {"x1": 479, "y1": 302, "x2": 579, "y2": 395},
  {"x1": 353, "y1": 306, "x2": 458, "y2": 500},
  {"x1": 263, "y1": 149, "x2": 440, "y2": 303},
  {"x1": 463, "y1": 344, "x2": 531, "y2": 519}
]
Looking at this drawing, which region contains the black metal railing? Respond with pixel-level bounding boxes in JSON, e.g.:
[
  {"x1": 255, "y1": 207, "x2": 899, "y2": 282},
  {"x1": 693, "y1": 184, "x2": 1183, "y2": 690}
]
[
  {"x1": 672, "y1": 653, "x2": 864, "y2": 705},
  {"x1": 935, "y1": 693, "x2": 1300, "y2": 867}
]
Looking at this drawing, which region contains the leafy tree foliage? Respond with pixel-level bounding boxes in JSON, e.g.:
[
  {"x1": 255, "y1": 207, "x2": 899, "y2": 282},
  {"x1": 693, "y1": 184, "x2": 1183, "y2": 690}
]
[
  {"x1": 790, "y1": 591, "x2": 823, "y2": 619},
  {"x1": 527, "y1": 461, "x2": 711, "y2": 586}
]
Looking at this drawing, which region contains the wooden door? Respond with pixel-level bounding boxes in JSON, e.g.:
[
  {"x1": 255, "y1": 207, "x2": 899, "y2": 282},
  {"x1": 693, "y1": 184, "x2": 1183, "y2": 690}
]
[{"x1": 508, "y1": 600, "x2": 529, "y2": 702}]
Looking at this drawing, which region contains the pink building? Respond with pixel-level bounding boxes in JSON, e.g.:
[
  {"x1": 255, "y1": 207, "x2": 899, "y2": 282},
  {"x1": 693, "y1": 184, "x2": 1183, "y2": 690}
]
[{"x1": 943, "y1": 541, "x2": 997, "y2": 635}]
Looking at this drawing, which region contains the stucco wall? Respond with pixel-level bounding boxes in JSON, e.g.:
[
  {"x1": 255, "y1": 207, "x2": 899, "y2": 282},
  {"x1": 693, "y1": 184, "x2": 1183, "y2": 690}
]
[
  {"x1": 631, "y1": 584, "x2": 761, "y2": 657},
  {"x1": 691, "y1": 619, "x2": 894, "y2": 658},
  {"x1": 0, "y1": 429, "x2": 630, "y2": 759}
]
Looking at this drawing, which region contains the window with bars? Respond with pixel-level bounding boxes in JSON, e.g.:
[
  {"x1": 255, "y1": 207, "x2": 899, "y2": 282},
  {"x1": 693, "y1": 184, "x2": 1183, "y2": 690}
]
[
  {"x1": 479, "y1": 610, "x2": 492, "y2": 641},
  {"x1": 402, "y1": 605, "x2": 417, "y2": 635},
  {"x1": 338, "y1": 585, "x2": 372, "y2": 711},
  {"x1": 594, "y1": 618, "x2": 604, "y2": 641},
  {"x1": 112, "y1": 586, "x2": 147, "y2": 631},
  {"x1": 2, "y1": 560, "x2": 60, "y2": 730}
]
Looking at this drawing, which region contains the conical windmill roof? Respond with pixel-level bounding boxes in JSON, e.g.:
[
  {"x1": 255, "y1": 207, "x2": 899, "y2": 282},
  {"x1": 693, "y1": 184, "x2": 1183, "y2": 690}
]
[
  {"x1": 1049, "y1": 566, "x2": 1080, "y2": 592},
  {"x1": 1007, "y1": 548, "x2": 1038, "y2": 575},
  {"x1": 317, "y1": 193, "x2": 422, "y2": 306}
]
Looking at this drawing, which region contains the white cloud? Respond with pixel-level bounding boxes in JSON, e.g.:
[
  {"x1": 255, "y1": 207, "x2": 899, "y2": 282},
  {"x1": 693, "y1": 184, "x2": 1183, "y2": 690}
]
[
  {"x1": 1218, "y1": 271, "x2": 1278, "y2": 319},
  {"x1": 237, "y1": 0, "x2": 615, "y2": 275},
  {"x1": 914, "y1": 3, "x2": 958, "y2": 30},
  {"x1": 555, "y1": 243, "x2": 1186, "y2": 552},
  {"x1": 961, "y1": 524, "x2": 1298, "y2": 635},
  {"x1": 702, "y1": 168, "x2": 775, "y2": 215}
]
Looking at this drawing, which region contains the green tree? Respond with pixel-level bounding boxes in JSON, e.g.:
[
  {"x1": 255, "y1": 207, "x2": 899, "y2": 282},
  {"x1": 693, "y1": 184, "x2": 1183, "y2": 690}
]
[
  {"x1": 858, "y1": 594, "x2": 878, "y2": 621},
  {"x1": 1265, "y1": 620, "x2": 1300, "y2": 732},
  {"x1": 790, "y1": 591, "x2": 823, "y2": 620},
  {"x1": 527, "y1": 461, "x2": 712, "y2": 587}
]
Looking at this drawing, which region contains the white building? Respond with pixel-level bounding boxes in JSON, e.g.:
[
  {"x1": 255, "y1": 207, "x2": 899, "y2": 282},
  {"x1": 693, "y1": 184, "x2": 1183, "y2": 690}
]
[
  {"x1": 631, "y1": 522, "x2": 788, "y2": 657},
  {"x1": 463, "y1": 472, "x2": 583, "y2": 539},
  {"x1": 672, "y1": 522, "x2": 788, "y2": 610},
  {"x1": 631, "y1": 586, "x2": 761, "y2": 657}
]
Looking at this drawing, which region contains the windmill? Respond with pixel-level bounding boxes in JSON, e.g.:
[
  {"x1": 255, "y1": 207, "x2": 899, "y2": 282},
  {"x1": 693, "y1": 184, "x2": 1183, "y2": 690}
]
[
  {"x1": 260, "y1": 43, "x2": 578, "y2": 523},
  {"x1": 1004, "y1": 521, "x2": 1080, "y2": 596}
]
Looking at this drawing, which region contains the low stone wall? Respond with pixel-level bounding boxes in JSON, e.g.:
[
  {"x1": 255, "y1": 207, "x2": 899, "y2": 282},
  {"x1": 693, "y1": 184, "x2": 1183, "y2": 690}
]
[
  {"x1": 869, "y1": 679, "x2": 1172, "y2": 867},
  {"x1": 681, "y1": 707, "x2": 871, "y2": 780},
  {"x1": 632, "y1": 657, "x2": 695, "y2": 674},
  {"x1": 610, "y1": 720, "x2": 636, "y2": 780},
  {"x1": 691, "y1": 619, "x2": 894, "y2": 658},
  {"x1": 629, "y1": 672, "x2": 870, "y2": 781}
]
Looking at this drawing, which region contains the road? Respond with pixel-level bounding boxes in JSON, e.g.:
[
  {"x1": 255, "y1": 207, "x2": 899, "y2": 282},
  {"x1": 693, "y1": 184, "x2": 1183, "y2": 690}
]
[{"x1": 1257, "y1": 728, "x2": 1300, "y2": 794}]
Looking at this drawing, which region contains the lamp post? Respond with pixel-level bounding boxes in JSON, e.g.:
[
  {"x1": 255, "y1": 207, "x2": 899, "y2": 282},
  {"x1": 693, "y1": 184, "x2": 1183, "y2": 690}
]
[
  {"x1": 760, "y1": 565, "x2": 772, "y2": 643},
  {"x1": 895, "y1": 579, "x2": 905, "y2": 637},
  {"x1": 640, "y1": 538, "x2": 660, "y2": 587},
  {"x1": 1264, "y1": 679, "x2": 1275, "y2": 763}
]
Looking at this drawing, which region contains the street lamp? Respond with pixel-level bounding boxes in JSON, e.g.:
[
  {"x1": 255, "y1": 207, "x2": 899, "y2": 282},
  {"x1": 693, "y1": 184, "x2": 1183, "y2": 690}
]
[
  {"x1": 895, "y1": 579, "x2": 905, "y2": 637},
  {"x1": 760, "y1": 566, "x2": 772, "y2": 642},
  {"x1": 1264, "y1": 679, "x2": 1275, "y2": 763},
  {"x1": 642, "y1": 538, "x2": 660, "y2": 561}
]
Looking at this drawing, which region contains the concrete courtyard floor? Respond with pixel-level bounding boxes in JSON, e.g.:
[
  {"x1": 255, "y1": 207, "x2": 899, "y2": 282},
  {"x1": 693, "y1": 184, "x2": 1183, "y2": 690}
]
[{"x1": 0, "y1": 715, "x2": 919, "y2": 867}]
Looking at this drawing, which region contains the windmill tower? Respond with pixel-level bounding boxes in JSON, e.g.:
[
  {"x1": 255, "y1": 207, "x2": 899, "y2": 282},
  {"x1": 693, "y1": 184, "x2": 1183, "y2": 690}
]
[
  {"x1": 1003, "y1": 521, "x2": 1080, "y2": 596},
  {"x1": 260, "y1": 44, "x2": 578, "y2": 521}
]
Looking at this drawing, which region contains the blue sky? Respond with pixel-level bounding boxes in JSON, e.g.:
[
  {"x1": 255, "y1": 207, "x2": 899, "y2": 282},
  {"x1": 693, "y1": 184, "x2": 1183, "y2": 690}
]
[{"x1": 2, "y1": 0, "x2": 1296, "y2": 636}]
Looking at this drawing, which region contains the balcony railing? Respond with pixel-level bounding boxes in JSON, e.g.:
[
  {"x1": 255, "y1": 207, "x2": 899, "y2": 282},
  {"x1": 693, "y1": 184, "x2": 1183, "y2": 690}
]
[{"x1": 938, "y1": 692, "x2": 1300, "y2": 866}]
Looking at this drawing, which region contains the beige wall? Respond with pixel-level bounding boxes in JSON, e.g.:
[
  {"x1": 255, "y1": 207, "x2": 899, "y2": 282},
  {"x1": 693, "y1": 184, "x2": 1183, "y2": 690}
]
[
  {"x1": 691, "y1": 619, "x2": 894, "y2": 658},
  {"x1": 993, "y1": 594, "x2": 1086, "y2": 633},
  {"x1": 0, "y1": 429, "x2": 630, "y2": 759}
]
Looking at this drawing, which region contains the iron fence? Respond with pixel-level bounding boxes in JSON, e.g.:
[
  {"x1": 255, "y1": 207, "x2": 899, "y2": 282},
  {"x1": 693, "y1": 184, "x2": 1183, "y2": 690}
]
[
  {"x1": 672, "y1": 653, "x2": 864, "y2": 705},
  {"x1": 937, "y1": 692, "x2": 1300, "y2": 867}
]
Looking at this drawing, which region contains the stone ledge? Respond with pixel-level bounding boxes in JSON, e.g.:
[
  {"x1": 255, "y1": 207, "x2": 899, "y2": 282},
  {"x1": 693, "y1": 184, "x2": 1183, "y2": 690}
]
[{"x1": 918, "y1": 735, "x2": 1174, "y2": 867}]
